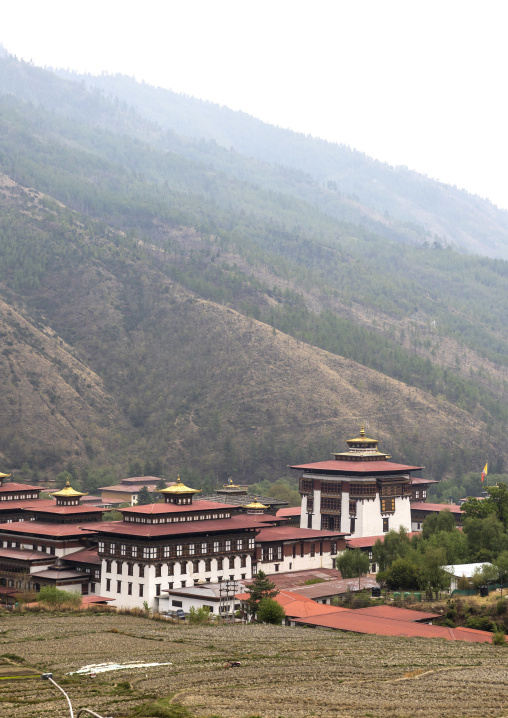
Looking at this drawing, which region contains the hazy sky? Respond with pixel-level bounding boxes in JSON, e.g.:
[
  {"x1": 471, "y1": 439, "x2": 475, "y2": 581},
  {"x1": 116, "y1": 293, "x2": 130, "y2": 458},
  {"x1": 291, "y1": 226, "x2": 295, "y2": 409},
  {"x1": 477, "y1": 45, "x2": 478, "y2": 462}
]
[{"x1": 2, "y1": 1, "x2": 508, "y2": 209}]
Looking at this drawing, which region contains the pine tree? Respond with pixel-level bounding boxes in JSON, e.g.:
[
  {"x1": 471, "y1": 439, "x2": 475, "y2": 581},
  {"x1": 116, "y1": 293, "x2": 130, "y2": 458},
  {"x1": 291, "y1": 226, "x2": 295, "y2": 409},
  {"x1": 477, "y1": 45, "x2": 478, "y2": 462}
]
[
  {"x1": 137, "y1": 486, "x2": 152, "y2": 505},
  {"x1": 245, "y1": 571, "x2": 278, "y2": 616},
  {"x1": 156, "y1": 476, "x2": 167, "y2": 491}
]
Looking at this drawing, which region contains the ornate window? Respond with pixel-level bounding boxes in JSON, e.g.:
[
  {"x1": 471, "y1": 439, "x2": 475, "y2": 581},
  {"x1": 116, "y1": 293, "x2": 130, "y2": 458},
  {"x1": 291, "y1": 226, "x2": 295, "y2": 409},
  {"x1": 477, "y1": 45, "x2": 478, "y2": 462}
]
[
  {"x1": 350, "y1": 483, "x2": 377, "y2": 497},
  {"x1": 381, "y1": 498, "x2": 395, "y2": 513},
  {"x1": 299, "y1": 478, "x2": 313, "y2": 494},
  {"x1": 320, "y1": 481, "x2": 342, "y2": 495},
  {"x1": 321, "y1": 497, "x2": 341, "y2": 513}
]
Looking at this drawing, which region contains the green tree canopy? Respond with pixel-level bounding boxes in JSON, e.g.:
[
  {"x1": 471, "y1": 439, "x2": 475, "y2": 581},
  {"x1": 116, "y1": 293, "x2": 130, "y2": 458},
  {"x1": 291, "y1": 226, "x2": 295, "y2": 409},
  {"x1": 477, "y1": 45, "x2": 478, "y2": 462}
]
[
  {"x1": 382, "y1": 557, "x2": 420, "y2": 591},
  {"x1": 136, "y1": 486, "x2": 153, "y2": 505},
  {"x1": 422, "y1": 509, "x2": 456, "y2": 539},
  {"x1": 257, "y1": 597, "x2": 285, "y2": 624},
  {"x1": 373, "y1": 527, "x2": 412, "y2": 571},
  {"x1": 336, "y1": 549, "x2": 371, "y2": 589}
]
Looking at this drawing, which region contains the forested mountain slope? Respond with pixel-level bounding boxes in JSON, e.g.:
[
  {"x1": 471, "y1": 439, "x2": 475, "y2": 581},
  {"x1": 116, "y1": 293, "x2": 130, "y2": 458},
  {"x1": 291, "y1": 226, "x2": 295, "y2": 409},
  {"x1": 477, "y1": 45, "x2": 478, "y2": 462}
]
[
  {"x1": 0, "y1": 53, "x2": 506, "y2": 485},
  {"x1": 0, "y1": 174, "x2": 496, "y2": 483}
]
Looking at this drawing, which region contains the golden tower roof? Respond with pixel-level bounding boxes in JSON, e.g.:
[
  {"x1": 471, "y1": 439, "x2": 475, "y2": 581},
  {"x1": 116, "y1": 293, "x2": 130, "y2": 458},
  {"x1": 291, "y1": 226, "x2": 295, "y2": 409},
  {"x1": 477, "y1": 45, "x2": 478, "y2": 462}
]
[
  {"x1": 50, "y1": 478, "x2": 87, "y2": 498},
  {"x1": 332, "y1": 425, "x2": 390, "y2": 461},
  {"x1": 242, "y1": 497, "x2": 269, "y2": 510},
  {"x1": 160, "y1": 475, "x2": 201, "y2": 495}
]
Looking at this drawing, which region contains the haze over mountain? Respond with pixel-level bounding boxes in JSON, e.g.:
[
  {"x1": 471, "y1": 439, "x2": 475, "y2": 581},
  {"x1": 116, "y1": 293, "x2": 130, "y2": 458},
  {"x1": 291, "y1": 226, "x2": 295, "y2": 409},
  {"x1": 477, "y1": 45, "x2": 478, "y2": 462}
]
[{"x1": 0, "y1": 51, "x2": 506, "y2": 491}]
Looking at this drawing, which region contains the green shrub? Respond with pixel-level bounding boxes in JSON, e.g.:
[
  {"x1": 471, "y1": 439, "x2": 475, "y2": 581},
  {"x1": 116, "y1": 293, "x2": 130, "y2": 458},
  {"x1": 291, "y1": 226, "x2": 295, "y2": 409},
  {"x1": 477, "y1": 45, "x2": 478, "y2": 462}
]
[
  {"x1": 492, "y1": 631, "x2": 507, "y2": 646},
  {"x1": 496, "y1": 600, "x2": 507, "y2": 615},
  {"x1": 36, "y1": 586, "x2": 81, "y2": 608},
  {"x1": 257, "y1": 597, "x2": 285, "y2": 624},
  {"x1": 465, "y1": 616, "x2": 494, "y2": 632},
  {"x1": 188, "y1": 606, "x2": 211, "y2": 624}
]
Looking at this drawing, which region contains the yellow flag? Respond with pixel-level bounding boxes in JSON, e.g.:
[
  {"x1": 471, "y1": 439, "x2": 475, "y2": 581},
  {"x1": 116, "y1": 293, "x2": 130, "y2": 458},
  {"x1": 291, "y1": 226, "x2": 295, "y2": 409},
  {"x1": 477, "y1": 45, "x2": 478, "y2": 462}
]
[{"x1": 481, "y1": 462, "x2": 488, "y2": 482}]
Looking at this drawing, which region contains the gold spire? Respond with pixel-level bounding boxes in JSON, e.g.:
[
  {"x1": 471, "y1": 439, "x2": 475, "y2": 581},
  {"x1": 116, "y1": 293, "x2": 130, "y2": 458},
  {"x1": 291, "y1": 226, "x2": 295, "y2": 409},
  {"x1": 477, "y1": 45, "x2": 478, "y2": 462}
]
[
  {"x1": 160, "y1": 475, "x2": 201, "y2": 495},
  {"x1": 223, "y1": 476, "x2": 240, "y2": 489},
  {"x1": 50, "y1": 478, "x2": 87, "y2": 498}
]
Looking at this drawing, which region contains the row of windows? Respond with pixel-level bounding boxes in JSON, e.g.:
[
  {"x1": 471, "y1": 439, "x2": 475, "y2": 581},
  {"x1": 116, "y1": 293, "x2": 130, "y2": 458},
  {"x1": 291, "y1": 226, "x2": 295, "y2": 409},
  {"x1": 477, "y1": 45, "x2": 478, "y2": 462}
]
[
  {"x1": 105, "y1": 556, "x2": 249, "y2": 576},
  {"x1": 0, "y1": 493, "x2": 39, "y2": 500},
  {"x1": 98, "y1": 538, "x2": 255, "y2": 559},
  {"x1": 320, "y1": 482, "x2": 342, "y2": 496},
  {"x1": 380, "y1": 483, "x2": 411, "y2": 497},
  {"x1": 124, "y1": 511, "x2": 231, "y2": 524},
  {"x1": 3, "y1": 540, "x2": 56, "y2": 554},
  {"x1": 261, "y1": 546, "x2": 283, "y2": 561},
  {"x1": 349, "y1": 483, "x2": 377, "y2": 497}
]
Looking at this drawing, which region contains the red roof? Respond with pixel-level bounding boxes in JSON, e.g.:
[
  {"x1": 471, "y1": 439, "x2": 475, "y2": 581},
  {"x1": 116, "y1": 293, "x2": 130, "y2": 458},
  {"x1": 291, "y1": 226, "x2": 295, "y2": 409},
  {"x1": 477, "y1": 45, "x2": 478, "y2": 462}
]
[
  {"x1": 81, "y1": 514, "x2": 276, "y2": 538},
  {"x1": 293, "y1": 612, "x2": 493, "y2": 642},
  {"x1": 411, "y1": 502, "x2": 463, "y2": 514},
  {"x1": 276, "y1": 507, "x2": 301, "y2": 517},
  {"x1": 99, "y1": 484, "x2": 158, "y2": 493},
  {"x1": 0, "y1": 482, "x2": 41, "y2": 492},
  {"x1": 0, "y1": 499, "x2": 55, "y2": 511},
  {"x1": 291, "y1": 460, "x2": 422, "y2": 474},
  {"x1": 236, "y1": 589, "x2": 350, "y2": 619},
  {"x1": 121, "y1": 500, "x2": 236, "y2": 515},
  {"x1": 30, "y1": 505, "x2": 104, "y2": 516},
  {"x1": 267, "y1": 568, "x2": 341, "y2": 589},
  {"x1": 0, "y1": 547, "x2": 53, "y2": 561},
  {"x1": 80, "y1": 595, "x2": 115, "y2": 604},
  {"x1": 64, "y1": 547, "x2": 101, "y2": 565},
  {"x1": 411, "y1": 477, "x2": 438, "y2": 485},
  {"x1": 353, "y1": 605, "x2": 440, "y2": 622},
  {"x1": 0, "y1": 521, "x2": 96, "y2": 537},
  {"x1": 285, "y1": 576, "x2": 379, "y2": 599},
  {"x1": 256, "y1": 526, "x2": 348, "y2": 542},
  {"x1": 346, "y1": 532, "x2": 421, "y2": 549}
]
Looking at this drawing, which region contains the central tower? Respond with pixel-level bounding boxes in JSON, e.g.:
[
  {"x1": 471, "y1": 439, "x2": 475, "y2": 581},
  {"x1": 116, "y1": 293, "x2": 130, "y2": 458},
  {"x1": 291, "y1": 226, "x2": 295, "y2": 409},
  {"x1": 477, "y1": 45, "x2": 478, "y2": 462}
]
[{"x1": 291, "y1": 427, "x2": 422, "y2": 538}]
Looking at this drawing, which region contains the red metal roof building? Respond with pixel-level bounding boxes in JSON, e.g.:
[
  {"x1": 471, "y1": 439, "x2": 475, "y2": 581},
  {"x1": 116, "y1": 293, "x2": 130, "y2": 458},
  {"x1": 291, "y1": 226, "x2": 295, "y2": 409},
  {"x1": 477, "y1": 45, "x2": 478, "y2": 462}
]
[{"x1": 292, "y1": 610, "x2": 493, "y2": 643}]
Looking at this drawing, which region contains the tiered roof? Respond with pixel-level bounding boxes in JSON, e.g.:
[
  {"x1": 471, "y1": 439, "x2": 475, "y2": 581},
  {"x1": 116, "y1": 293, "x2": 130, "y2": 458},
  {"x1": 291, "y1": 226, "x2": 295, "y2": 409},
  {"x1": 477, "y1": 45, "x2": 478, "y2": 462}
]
[{"x1": 291, "y1": 426, "x2": 422, "y2": 475}]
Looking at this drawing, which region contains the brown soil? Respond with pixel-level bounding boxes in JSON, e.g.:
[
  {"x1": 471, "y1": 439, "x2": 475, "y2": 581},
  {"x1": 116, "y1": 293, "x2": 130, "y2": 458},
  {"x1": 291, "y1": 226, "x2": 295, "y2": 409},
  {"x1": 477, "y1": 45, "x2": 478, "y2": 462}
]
[{"x1": 1, "y1": 612, "x2": 507, "y2": 718}]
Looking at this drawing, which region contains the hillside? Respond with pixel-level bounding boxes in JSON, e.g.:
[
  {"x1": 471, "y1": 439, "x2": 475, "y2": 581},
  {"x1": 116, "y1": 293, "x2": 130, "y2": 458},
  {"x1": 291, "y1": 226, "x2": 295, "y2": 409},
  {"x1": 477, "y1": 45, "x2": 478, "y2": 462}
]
[
  {"x1": 0, "y1": 53, "x2": 506, "y2": 485},
  {"x1": 0, "y1": 173, "x2": 500, "y2": 483},
  {"x1": 53, "y1": 67, "x2": 508, "y2": 260}
]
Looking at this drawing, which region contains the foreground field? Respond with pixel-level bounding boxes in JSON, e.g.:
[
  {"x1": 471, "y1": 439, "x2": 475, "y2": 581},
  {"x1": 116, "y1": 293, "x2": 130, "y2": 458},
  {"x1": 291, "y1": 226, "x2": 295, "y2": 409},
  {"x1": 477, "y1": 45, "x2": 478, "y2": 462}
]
[{"x1": 0, "y1": 612, "x2": 507, "y2": 718}]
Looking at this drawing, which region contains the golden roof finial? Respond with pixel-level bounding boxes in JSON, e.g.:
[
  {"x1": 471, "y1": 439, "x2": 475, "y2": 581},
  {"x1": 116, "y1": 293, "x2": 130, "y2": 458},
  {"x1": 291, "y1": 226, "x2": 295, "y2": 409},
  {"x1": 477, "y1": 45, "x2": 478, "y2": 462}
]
[
  {"x1": 50, "y1": 477, "x2": 87, "y2": 498},
  {"x1": 161, "y1": 475, "x2": 201, "y2": 495},
  {"x1": 360, "y1": 425, "x2": 365, "y2": 436}
]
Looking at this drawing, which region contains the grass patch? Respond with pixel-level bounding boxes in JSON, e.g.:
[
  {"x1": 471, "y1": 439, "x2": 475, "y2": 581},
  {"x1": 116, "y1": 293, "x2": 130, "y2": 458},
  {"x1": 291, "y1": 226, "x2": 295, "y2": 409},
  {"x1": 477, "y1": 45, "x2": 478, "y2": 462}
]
[{"x1": 0, "y1": 654, "x2": 25, "y2": 663}]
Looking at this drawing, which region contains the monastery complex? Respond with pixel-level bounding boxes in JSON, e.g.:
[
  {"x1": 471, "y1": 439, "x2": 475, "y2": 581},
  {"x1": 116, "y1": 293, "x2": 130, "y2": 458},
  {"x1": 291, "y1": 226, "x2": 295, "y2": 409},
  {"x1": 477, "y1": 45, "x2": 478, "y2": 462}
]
[{"x1": 0, "y1": 428, "x2": 463, "y2": 617}]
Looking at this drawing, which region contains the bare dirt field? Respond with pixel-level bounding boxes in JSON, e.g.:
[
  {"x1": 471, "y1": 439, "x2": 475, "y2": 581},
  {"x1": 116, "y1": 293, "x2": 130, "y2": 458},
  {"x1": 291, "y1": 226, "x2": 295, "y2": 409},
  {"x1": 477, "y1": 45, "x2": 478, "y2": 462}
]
[{"x1": 1, "y1": 612, "x2": 507, "y2": 718}]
